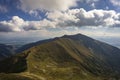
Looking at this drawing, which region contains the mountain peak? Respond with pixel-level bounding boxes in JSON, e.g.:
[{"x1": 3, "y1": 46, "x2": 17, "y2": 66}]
[
  {"x1": 62, "y1": 33, "x2": 84, "y2": 37},
  {"x1": 1, "y1": 33, "x2": 120, "y2": 80}
]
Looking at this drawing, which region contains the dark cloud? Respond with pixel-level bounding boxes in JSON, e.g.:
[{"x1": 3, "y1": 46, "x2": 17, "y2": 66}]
[{"x1": 0, "y1": 23, "x2": 13, "y2": 32}]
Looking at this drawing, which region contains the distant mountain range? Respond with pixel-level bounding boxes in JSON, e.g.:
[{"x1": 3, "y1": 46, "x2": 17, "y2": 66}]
[
  {"x1": 0, "y1": 34, "x2": 120, "y2": 80},
  {"x1": 0, "y1": 44, "x2": 15, "y2": 60}
]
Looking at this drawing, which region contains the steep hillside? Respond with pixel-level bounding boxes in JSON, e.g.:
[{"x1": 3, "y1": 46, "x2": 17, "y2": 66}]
[
  {"x1": 0, "y1": 34, "x2": 120, "y2": 80},
  {"x1": 0, "y1": 44, "x2": 15, "y2": 60}
]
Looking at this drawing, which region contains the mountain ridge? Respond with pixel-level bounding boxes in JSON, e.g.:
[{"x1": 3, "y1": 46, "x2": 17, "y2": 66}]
[
  {"x1": 0, "y1": 33, "x2": 120, "y2": 80},
  {"x1": 16, "y1": 33, "x2": 120, "y2": 53}
]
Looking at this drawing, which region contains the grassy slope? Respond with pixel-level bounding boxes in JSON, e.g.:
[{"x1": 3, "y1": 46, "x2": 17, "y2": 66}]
[
  {"x1": 25, "y1": 38, "x2": 118, "y2": 80},
  {"x1": 0, "y1": 36, "x2": 120, "y2": 80},
  {"x1": 0, "y1": 72, "x2": 46, "y2": 80},
  {"x1": 26, "y1": 38, "x2": 102, "y2": 80}
]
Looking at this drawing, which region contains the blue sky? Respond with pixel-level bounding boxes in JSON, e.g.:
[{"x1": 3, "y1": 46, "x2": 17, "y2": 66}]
[{"x1": 0, "y1": 0, "x2": 120, "y2": 47}]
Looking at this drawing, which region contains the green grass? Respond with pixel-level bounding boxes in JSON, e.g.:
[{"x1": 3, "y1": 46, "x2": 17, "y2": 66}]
[
  {"x1": 0, "y1": 36, "x2": 120, "y2": 80},
  {"x1": 0, "y1": 73, "x2": 35, "y2": 80},
  {"x1": 23, "y1": 38, "x2": 109, "y2": 80}
]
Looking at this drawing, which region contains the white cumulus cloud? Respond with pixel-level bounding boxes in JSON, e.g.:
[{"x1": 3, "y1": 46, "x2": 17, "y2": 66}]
[
  {"x1": 0, "y1": 16, "x2": 55, "y2": 32},
  {"x1": 1, "y1": 8, "x2": 120, "y2": 32},
  {"x1": 46, "y1": 8, "x2": 120, "y2": 27}
]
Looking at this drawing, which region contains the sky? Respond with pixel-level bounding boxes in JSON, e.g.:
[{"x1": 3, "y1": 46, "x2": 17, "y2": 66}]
[{"x1": 0, "y1": 0, "x2": 120, "y2": 47}]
